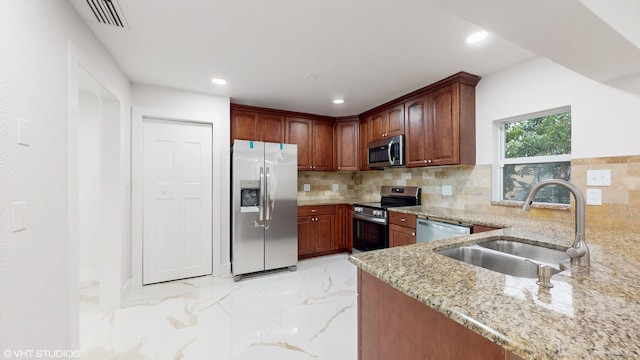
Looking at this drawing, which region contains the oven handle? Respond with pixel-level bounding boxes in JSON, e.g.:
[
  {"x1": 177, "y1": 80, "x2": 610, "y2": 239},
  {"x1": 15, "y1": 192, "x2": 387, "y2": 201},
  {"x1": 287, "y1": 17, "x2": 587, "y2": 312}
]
[{"x1": 353, "y1": 212, "x2": 388, "y2": 225}]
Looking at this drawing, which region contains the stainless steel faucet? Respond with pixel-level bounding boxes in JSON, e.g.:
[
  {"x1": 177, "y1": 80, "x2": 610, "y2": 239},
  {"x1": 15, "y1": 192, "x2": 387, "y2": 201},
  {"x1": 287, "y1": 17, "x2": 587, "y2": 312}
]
[{"x1": 522, "y1": 179, "x2": 590, "y2": 267}]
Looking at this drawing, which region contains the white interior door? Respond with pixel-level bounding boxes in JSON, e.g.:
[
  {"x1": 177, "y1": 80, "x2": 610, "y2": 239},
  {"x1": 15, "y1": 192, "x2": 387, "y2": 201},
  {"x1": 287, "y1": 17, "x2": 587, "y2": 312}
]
[{"x1": 143, "y1": 118, "x2": 212, "y2": 284}]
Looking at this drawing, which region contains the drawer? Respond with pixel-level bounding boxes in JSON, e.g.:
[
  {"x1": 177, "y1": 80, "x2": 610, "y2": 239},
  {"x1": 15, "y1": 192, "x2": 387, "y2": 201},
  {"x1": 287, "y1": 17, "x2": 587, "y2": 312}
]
[
  {"x1": 298, "y1": 205, "x2": 335, "y2": 216},
  {"x1": 389, "y1": 212, "x2": 417, "y2": 228}
]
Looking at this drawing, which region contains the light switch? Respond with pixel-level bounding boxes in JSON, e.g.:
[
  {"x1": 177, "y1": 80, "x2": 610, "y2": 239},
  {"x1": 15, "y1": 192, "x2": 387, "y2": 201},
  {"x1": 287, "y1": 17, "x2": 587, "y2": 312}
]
[
  {"x1": 442, "y1": 185, "x2": 452, "y2": 196},
  {"x1": 332, "y1": 184, "x2": 339, "y2": 191},
  {"x1": 12, "y1": 201, "x2": 27, "y2": 232},
  {"x1": 586, "y1": 170, "x2": 611, "y2": 186},
  {"x1": 18, "y1": 118, "x2": 30, "y2": 146},
  {"x1": 586, "y1": 189, "x2": 602, "y2": 205},
  {"x1": 303, "y1": 184, "x2": 311, "y2": 192}
]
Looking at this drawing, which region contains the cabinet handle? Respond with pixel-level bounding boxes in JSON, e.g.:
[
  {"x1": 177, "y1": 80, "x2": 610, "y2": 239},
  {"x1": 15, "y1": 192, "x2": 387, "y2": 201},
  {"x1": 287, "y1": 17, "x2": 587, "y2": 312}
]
[
  {"x1": 423, "y1": 159, "x2": 427, "y2": 163},
  {"x1": 428, "y1": 159, "x2": 432, "y2": 164},
  {"x1": 400, "y1": 218, "x2": 406, "y2": 222},
  {"x1": 412, "y1": 232, "x2": 415, "y2": 236},
  {"x1": 311, "y1": 209, "x2": 318, "y2": 212}
]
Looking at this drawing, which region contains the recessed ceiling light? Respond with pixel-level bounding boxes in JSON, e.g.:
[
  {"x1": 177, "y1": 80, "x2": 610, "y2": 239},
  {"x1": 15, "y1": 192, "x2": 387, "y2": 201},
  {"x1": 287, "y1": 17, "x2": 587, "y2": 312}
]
[
  {"x1": 211, "y1": 78, "x2": 226, "y2": 85},
  {"x1": 333, "y1": 99, "x2": 345, "y2": 104},
  {"x1": 466, "y1": 31, "x2": 488, "y2": 44}
]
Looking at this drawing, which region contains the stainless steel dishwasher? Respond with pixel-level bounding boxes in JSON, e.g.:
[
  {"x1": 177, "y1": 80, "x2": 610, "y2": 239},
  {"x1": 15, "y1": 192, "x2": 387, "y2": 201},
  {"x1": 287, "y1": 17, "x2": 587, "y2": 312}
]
[{"x1": 416, "y1": 218, "x2": 470, "y2": 243}]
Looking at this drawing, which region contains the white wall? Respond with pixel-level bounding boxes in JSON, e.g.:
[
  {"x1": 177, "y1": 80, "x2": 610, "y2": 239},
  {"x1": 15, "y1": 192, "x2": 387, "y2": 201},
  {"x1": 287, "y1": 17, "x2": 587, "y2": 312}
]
[
  {"x1": 78, "y1": 92, "x2": 102, "y2": 279},
  {"x1": 131, "y1": 84, "x2": 231, "y2": 279},
  {"x1": 0, "y1": 0, "x2": 130, "y2": 350},
  {"x1": 475, "y1": 57, "x2": 640, "y2": 164}
]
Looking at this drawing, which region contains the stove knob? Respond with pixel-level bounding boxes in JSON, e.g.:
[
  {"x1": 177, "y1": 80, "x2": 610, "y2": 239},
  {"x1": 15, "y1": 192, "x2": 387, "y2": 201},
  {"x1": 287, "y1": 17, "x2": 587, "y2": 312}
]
[
  {"x1": 354, "y1": 207, "x2": 362, "y2": 213},
  {"x1": 373, "y1": 210, "x2": 382, "y2": 217}
]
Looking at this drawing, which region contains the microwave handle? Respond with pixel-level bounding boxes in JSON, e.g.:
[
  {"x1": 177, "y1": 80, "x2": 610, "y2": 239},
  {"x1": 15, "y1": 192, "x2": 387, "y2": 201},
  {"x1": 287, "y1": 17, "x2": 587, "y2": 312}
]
[{"x1": 388, "y1": 139, "x2": 395, "y2": 164}]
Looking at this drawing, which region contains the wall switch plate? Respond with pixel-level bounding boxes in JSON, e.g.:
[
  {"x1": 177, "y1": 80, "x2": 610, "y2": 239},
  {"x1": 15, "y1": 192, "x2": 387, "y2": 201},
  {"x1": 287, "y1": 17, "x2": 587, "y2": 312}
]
[
  {"x1": 332, "y1": 184, "x2": 339, "y2": 191},
  {"x1": 442, "y1": 185, "x2": 453, "y2": 196},
  {"x1": 303, "y1": 184, "x2": 311, "y2": 192},
  {"x1": 586, "y1": 189, "x2": 602, "y2": 205},
  {"x1": 18, "y1": 118, "x2": 30, "y2": 146},
  {"x1": 586, "y1": 169, "x2": 611, "y2": 186},
  {"x1": 12, "y1": 201, "x2": 27, "y2": 232}
]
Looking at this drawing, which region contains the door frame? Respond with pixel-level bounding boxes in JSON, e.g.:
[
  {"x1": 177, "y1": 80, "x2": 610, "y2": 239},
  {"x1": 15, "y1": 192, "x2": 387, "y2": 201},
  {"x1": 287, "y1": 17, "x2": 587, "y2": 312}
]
[{"x1": 132, "y1": 107, "x2": 223, "y2": 289}]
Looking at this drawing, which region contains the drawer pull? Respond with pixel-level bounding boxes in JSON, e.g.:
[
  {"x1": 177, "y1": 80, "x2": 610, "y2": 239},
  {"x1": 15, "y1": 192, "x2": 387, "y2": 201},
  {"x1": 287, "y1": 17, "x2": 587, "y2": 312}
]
[{"x1": 400, "y1": 218, "x2": 406, "y2": 222}]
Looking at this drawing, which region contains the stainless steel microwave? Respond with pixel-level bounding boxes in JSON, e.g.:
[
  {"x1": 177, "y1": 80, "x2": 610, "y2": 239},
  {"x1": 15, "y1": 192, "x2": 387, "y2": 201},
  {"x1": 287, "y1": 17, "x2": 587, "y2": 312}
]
[{"x1": 367, "y1": 135, "x2": 404, "y2": 168}]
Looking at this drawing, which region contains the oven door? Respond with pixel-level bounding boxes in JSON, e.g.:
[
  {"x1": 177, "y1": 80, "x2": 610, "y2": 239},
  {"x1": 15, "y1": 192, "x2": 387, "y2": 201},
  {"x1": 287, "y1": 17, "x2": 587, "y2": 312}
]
[{"x1": 352, "y1": 214, "x2": 389, "y2": 252}]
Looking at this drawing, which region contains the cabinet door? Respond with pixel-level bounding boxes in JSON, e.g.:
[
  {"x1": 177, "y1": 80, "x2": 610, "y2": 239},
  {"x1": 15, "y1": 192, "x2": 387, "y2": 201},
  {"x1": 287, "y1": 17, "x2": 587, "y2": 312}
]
[
  {"x1": 389, "y1": 224, "x2": 416, "y2": 247},
  {"x1": 428, "y1": 84, "x2": 459, "y2": 166},
  {"x1": 404, "y1": 96, "x2": 428, "y2": 167},
  {"x1": 285, "y1": 117, "x2": 313, "y2": 170},
  {"x1": 261, "y1": 113, "x2": 285, "y2": 143},
  {"x1": 386, "y1": 104, "x2": 405, "y2": 137},
  {"x1": 335, "y1": 204, "x2": 353, "y2": 251},
  {"x1": 231, "y1": 109, "x2": 260, "y2": 145},
  {"x1": 336, "y1": 120, "x2": 358, "y2": 171},
  {"x1": 298, "y1": 216, "x2": 315, "y2": 256},
  {"x1": 359, "y1": 118, "x2": 370, "y2": 170},
  {"x1": 370, "y1": 111, "x2": 386, "y2": 140},
  {"x1": 312, "y1": 120, "x2": 335, "y2": 171},
  {"x1": 314, "y1": 214, "x2": 336, "y2": 252}
]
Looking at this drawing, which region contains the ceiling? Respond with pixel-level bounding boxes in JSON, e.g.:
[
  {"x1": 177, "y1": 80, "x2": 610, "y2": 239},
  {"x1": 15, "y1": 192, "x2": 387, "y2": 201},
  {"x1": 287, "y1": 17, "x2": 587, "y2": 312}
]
[{"x1": 70, "y1": 0, "x2": 640, "y2": 117}]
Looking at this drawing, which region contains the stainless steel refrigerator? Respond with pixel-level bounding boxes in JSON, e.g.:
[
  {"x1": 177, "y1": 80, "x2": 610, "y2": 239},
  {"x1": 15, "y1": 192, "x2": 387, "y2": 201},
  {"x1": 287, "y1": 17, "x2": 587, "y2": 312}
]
[{"x1": 231, "y1": 140, "x2": 298, "y2": 281}]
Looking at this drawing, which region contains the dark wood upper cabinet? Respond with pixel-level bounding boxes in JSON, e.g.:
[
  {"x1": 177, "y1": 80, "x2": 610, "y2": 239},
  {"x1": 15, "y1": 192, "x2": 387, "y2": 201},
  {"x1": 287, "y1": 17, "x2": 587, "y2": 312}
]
[
  {"x1": 231, "y1": 71, "x2": 480, "y2": 170},
  {"x1": 261, "y1": 113, "x2": 285, "y2": 143},
  {"x1": 285, "y1": 117, "x2": 313, "y2": 170},
  {"x1": 370, "y1": 104, "x2": 405, "y2": 141},
  {"x1": 336, "y1": 119, "x2": 359, "y2": 171},
  {"x1": 404, "y1": 74, "x2": 479, "y2": 167},
  {"x1": 285, "y1": 117, "x2": 334, "y2": 171},
  {"x1": 359, "y1": 118, "x2": 370, "y2": 171},
  {"x1": 312, "y1": 120, "x2": 335, "y2": 171},
  {"x1": 230, "y1": 105, "x2": 284, "y2": 144}
]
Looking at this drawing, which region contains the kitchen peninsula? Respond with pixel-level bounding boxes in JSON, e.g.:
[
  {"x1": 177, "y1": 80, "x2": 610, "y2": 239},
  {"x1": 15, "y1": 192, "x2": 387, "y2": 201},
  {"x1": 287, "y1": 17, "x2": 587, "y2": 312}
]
[{"x1": 350, "y1": 206, "x2": 640, "y2": 359}]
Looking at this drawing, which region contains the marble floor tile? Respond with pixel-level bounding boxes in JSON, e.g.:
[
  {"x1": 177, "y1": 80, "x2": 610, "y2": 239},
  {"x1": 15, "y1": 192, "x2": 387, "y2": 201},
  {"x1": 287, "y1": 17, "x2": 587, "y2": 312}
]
[{"x1": 80, "y1": 254, "x2": 357, "y2": 359}]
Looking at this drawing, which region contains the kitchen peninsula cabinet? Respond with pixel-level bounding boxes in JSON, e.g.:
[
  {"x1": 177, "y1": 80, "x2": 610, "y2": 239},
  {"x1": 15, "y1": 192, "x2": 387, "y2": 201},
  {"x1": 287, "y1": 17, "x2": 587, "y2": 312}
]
[
  {"x1": 389, "y1": 212, "x2": 416, "y2": 247},
  {"x1": 298, "y1": 205, "x2": 337, "y2": 259},
  {"x1": 369, "y1": 103, "x2": 404, "y2": 141},
  {"x1": 405, "y1": 73, "x2": 480, "y2": 167},
  {"x1": 286, "y1": 117, "x2": 335, "y2": 171},
  {"x1": 230, "y1": 105, "x2": 284, "y2": 145},
  {"x1": 335, "y1": 118, "x2": 359, "y2": 171},
  {"x1": 358, "y1": 269, "x2": 523, "y2": 360}
]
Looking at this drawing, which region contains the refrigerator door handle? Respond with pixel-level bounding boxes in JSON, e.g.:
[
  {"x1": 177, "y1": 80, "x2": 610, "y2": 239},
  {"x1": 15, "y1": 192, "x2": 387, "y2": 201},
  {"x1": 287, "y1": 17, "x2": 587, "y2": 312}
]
[
  {"x1": 265, "y1": 166, "x2": 271, "y2": 224},
  {"x1": 258, "y1": 166, "x2": 265, "y2": 224}
]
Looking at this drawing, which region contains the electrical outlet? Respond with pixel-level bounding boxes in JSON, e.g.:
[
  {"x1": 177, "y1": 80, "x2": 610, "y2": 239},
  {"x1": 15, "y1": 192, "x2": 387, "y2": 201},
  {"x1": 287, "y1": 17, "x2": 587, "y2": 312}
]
[
  {"x1": 586, "y1": 170, "x2": 611, "y2": 186},
  {"x1": 332, "y1": 184, "x2": 339, "y2": 191},
  {"x1": 586, "y1": 189, "x2": 602, "y2": 205},
  {"x1": 303, "y1": 184, "x2": 311, "y2": 192},
  {"x1": 442, "y1": 185, "x2": 452, "y2": 196}
]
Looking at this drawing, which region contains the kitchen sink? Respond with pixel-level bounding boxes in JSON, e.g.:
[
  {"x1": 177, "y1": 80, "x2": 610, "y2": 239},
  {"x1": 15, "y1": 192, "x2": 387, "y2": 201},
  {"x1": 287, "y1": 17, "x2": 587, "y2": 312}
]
[
  {"x1": 436, "y1": 239, "x2": 569, "y2": 278},
  {"x1": 477, "y1": 239, "x2": 569, "y2": 265}
]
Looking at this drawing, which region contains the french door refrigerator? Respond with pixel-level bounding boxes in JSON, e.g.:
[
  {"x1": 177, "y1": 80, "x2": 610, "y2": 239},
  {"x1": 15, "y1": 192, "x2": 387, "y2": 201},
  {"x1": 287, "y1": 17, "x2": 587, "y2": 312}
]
[{"x1": 231, "y1": 140, "x2": 298, "y2": 281}]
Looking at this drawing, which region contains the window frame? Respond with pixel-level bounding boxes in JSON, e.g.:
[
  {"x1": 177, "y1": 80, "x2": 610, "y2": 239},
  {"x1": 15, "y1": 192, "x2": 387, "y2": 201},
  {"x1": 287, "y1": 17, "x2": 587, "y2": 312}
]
[{"x1": 492, "y1": 106, "x2": 572, "y2": 205}]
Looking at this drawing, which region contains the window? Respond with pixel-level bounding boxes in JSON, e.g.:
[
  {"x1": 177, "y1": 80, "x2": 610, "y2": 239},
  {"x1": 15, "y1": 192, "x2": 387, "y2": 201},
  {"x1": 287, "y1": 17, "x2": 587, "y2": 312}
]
[{"x1": 493, "y1": 107, "x2": 572, "y2": 205}]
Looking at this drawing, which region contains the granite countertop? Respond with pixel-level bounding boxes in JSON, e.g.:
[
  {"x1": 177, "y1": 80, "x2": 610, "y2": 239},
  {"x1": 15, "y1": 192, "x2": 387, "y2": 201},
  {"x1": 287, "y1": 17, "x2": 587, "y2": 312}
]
[
  {"x1": 350, "y1": 205, "x2": 640, "y2": 359},
  {"x1": 297, "y1": 198, "x2": 371, "y2": 207}
]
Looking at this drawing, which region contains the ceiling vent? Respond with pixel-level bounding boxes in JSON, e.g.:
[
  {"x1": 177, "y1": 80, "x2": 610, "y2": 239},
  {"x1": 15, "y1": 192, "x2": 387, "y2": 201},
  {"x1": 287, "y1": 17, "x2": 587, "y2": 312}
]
[{"x1": 84, "y1": 0, "x2": 127, "y2": 28}]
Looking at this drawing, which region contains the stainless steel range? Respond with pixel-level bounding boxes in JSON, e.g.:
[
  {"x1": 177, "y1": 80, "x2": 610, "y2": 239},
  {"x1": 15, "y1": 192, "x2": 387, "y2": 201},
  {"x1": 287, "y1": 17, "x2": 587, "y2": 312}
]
[{"x1": 352, "y1": 186, "x2": 421, "y2": 252}]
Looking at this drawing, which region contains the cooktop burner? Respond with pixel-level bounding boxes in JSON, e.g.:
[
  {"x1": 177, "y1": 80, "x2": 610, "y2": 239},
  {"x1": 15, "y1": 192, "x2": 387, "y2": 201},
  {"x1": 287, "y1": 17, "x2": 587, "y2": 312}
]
[{"x1": 353, "y1": 186, "x2": 421, "y2": 210}]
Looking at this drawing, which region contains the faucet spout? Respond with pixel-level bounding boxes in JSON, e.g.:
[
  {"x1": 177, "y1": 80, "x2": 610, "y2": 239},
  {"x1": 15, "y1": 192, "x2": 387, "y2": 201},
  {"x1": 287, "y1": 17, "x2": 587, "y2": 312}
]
[{"x1": 521, "y1": 179, "x2": 590, "y2": 267}]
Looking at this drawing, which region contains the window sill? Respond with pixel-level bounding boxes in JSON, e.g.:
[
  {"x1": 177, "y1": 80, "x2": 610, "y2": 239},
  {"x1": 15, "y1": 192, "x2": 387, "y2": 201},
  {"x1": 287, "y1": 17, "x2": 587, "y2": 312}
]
[{"x1": 491, "y1": 200, "x2": 571, "y2": 211}]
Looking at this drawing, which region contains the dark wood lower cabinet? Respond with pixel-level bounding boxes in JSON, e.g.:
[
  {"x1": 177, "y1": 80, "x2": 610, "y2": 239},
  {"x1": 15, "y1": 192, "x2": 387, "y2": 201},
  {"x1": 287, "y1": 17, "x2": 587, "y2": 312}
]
[
  {"x1": 298, "y1": 205, "x2": 352, "y2": 260},
  {"x1": 358, "y1": 269, "x2": 523, "y2": 360}
]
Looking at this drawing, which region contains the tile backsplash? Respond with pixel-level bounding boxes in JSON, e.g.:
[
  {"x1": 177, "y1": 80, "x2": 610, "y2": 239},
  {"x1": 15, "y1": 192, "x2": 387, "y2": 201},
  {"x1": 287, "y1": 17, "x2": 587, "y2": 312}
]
[{"x1": 298, "y1": 155, "x2": 640, "y2": 229}]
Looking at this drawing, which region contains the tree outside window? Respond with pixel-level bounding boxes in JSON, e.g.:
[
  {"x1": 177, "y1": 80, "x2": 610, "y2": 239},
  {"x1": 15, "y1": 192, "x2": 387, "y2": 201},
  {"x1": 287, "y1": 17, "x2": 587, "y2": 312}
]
[{"x1": 498, "y1": 108, "x2": 572, "y2": 204}]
